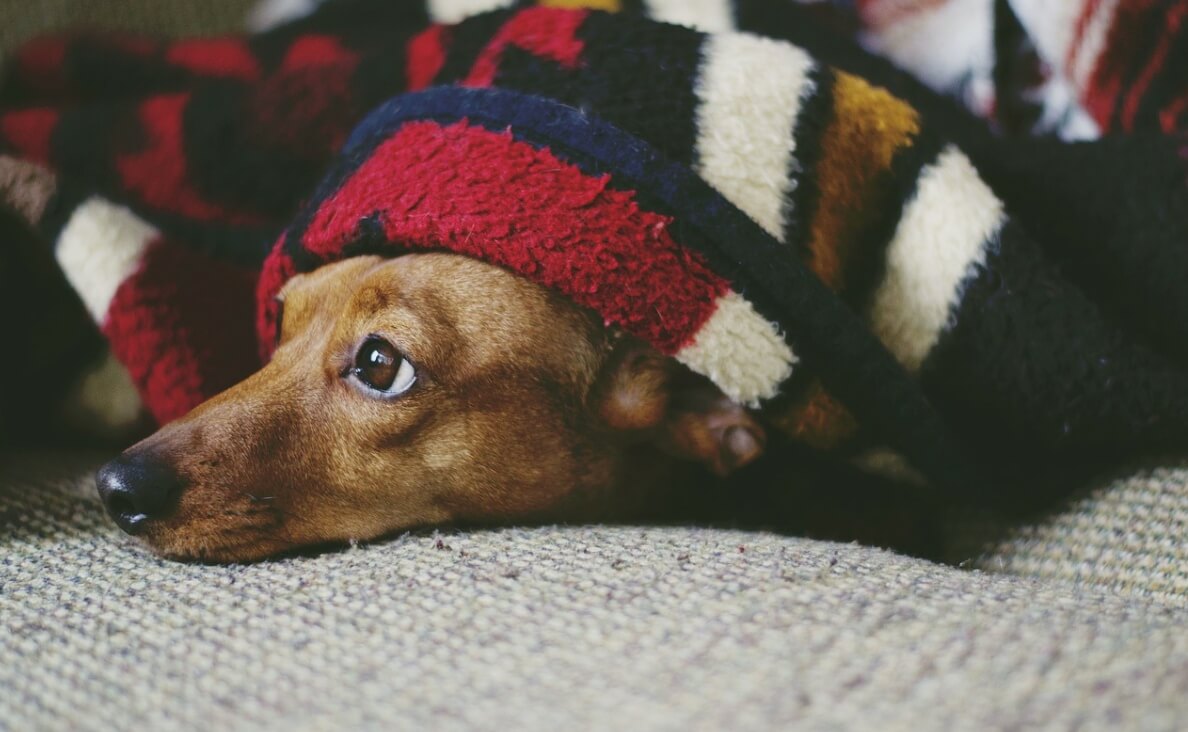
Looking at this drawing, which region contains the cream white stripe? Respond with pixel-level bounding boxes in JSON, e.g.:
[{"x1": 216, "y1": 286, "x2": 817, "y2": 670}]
[
  {"x1": 864, "y1": 0, "x2": 995, "y2": 96},
  {"x1": 247, "y1": 0, "x2": 325, "y2": 31},
  {"x1": 643, "y1": 0, "x2": 735, "y2": 32},
  {"x1": 693, "y1": 33, "x2": 815, "y2": 242},
  {"x1": 675, "y1": 291, "x2": 796, "y2": 406},
  {"x1": 62, "y1": 351, "x2": 145, "y2": 433},
  {"x1": 56, "y1": 197, "x2": 157, "y2": 324},
  {"x1": 1069, "y1": 0, "x2": 1122, "y2": 93},
  {"x1": 869, "y1": 145, "x2": 1004, "y2": 372},
  {"x1": 427, "y1": 0, "x2": 514, "y2": 23}
]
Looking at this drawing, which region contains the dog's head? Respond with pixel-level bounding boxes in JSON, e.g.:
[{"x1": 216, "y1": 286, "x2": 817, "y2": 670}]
[{"x1": 96, "y1": 254, "x2": 766, "y2": 561}]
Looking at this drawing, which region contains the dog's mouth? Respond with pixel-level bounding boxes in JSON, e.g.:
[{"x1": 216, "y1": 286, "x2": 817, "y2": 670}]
[
  {"x1": 135, "y1": 497, "x2": 291, "y2": 563},
  {"x1": 144, "y1": 526, "x2": 288, "y2": 563}
]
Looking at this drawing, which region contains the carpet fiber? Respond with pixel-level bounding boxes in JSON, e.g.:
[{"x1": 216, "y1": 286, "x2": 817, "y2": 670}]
[{"x1": 3, "y1": 452, "x2": 1187, "y2": 730}]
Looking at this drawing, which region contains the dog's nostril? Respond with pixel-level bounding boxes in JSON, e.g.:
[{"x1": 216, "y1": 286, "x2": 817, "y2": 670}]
[
  {"x1": 105, "y1": 493, "x2": 134, "y2": 517},
  {"x1": 96, "y1": 452, "x2": 187, "y2": 535},
  {"x1": 102, "y1": 492, "x2": 150, "y2": 534}
]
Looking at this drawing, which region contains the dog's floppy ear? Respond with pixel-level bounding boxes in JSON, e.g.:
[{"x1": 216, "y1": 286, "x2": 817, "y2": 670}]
[{"x1": 593, "y1": 337, "x2": 766, "y2": 476}]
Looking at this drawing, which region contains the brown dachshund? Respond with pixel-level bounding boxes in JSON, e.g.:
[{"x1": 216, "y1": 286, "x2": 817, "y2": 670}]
[{"x1": 96, "y1": 254, "x2": 767, "y2": 561}]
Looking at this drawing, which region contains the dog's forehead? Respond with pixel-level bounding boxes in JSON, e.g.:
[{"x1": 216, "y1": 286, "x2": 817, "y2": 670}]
[
  {"x1": 359, "y1": 253, "x2": 581, "y2": 333},
  {"x1": 278, "y1": 253, "x2": 605, "y2": 384},
  {"x1": 353, "y1": 253, "x2": 606, "y2": 378}
]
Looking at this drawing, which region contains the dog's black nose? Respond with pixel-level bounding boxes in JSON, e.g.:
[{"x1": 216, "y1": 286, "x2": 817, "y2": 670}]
[{"x1": 96, "y1": 452, "x2": 186, "y2": 535}]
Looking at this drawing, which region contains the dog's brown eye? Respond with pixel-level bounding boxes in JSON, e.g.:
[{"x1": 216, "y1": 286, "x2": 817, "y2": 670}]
[{"x1": 351, "y1": 337, "x2": 416, "y2": 396}]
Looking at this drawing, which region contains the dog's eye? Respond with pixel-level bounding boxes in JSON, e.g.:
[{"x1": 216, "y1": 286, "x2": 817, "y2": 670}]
[{"x1": 351, "y1": 337, "x2": 416, "y2": 396}]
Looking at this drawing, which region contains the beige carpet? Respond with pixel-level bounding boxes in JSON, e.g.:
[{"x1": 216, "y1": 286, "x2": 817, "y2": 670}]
[
  {"x1": 963, "y1": 462, "x2": 1188, "y2": 608},
  {"x1": 3, "y1": 452, "x2": 1188, "y2": 731}
]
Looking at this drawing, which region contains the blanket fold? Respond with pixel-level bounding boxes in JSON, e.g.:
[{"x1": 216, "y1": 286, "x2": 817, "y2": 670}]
[{"x1": 2, "y1": 0, "x2": 1187, "y2": 507}]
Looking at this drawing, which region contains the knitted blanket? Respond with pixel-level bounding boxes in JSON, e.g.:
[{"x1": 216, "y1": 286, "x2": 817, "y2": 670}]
[
  {"x1": 842, "y1": 0, "x2": 1188, "y2": 139},
  {"x1": 2, "y1": 0, "x2": 1187, "y2": 507}
]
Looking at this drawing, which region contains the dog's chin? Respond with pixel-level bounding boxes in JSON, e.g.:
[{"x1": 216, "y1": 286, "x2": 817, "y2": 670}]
[{"x1": 141, "y1": 526, "x2": 298, "y2": 564}]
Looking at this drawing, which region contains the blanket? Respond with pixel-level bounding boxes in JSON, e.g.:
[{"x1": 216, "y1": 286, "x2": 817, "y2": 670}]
[
  {"x1": 807, "y1": 0, "x2": 1188, "y2": 140},
  {"x1": 1, "y1": 0, "x2": 1187, "y2": 508}
]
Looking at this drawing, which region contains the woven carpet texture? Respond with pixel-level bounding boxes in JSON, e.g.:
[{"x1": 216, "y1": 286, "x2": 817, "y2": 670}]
[{"x1": 3, "y1": 453, "x2": 1187, "y2": 731}]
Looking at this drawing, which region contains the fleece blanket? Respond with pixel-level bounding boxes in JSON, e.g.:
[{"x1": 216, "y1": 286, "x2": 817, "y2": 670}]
[{"x1": 1, "y1": 0, "x2": 1187, "y2": 508}]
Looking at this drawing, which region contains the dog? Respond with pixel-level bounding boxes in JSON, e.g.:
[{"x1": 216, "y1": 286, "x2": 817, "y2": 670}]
[
  {"x1": 96, "y1": 254, "x2": 768, "y2": 561},
  {"x1": 11, "y1": 3, "x2": 1186, "y2": 564}
]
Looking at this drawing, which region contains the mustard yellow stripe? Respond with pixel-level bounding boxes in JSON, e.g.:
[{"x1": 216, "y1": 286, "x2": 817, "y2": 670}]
[
  {"x1": 805, "y1": 71, "x2": 920, "y2": 296},
  {"x1": 538, "y1": 0, "x2": 622, "y2": 11}
]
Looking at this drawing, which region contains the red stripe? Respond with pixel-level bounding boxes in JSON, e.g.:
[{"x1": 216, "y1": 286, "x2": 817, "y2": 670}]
[
  {"x1": 1082, "y1": 0, "x2": 1144, "y2": 129},
  {"x1": 256, "y1": 246, "x2": 296, "y2": 361},
  {"x1": 291, "y1": 120, "x2": 729, "y2": 355},
  {"x1": 104, "y1": 237, "x2": 260, "y2": 424},
  {"x1": 1119, "y1": 1, "x2": 1187, "y2": 130},
  {"x1": 407, "y1": 24, "x2": 451, "y2": 91},
  {"x1": 13, "y1": 35, "x2": 71, "y2": 98},
  {"x1": 165, "y1": 38, "x2": 261, "y2": 81},
  {"x1": 1161, "y1": 93, "x2": 1188, "y2": 132},
  {"x1": 463, "y1": 7, "x2": 588, "y2": 88},
  {"x1": 0, "y1": 108, "x2": 59, "y2": 164},
  {"x1": 856, "y1": 0, "x2": 949, "y2": 31},
  {"x1": 280, "y1": 35, "x2": 359, "y2": 72},
  {"x1": 115, "y1": 94, "x2": 265, "y2": 224},
  {"x1": 1067, "y1": 0, "x2": 1102, "y2": 72}
]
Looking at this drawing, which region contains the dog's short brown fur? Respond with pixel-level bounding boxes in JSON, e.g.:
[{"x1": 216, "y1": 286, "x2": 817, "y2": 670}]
[{"x1": 107, "y1": 254, "x2": 766, "y2": 561}]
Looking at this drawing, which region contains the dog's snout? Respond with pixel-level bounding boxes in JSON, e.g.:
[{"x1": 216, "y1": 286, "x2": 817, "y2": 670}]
[{"x1": 96, "y1": 452, "x2": 186, "y2": 535}]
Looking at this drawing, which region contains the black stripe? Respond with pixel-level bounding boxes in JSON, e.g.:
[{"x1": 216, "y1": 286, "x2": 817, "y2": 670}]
[
  {"x1": 992, "y1": 0, "x2": 1046, "y2": 134},
  {"x1": 782, "y1": 65, "x2": 834, "y2": 256},
  {"x1": 37, "y1": 177, "x2": 89, "y2": 249},
  {"x1": 65, "y1": 37, "x2": 190, "y2": 101},
  {"x1": 432, "y1": 8, "x2": 516, "y2": 85},
  {"x1": 49, "y1": 104, "x2": 129, "y2": 206},
  {"x1": 570, "y1": 11, "x2": 705, "y2": 167},
  {"x1": 1105, "y1": 4, "x2": 1166, "y2": 131},
  {"x1": 0, "y1": 206, "x2": 108, "y2": 443},
  {"x1": 181, "y1": 82, "x2": 337, "y2": 223},
  {"x1": 844, "y1": 128, "x2": 945, "y2": 315},
  {"x1": 1134, "y1": 9, "x2": 1188, "y2": 131},
  {"x1": 351, "y1": 31, "x2": 414, "y2": 111},
  {"x1": 921, "y1": 218, "x2": 1188, "y2": 503},
  {"x1": 618, "y1": 0, "x2": 647, "y2": 15}
]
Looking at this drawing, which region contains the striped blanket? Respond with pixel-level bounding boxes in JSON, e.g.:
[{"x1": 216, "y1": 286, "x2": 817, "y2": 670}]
[{"x1": 2, "y1": 0, "x2": 1187, "y2": 507}]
